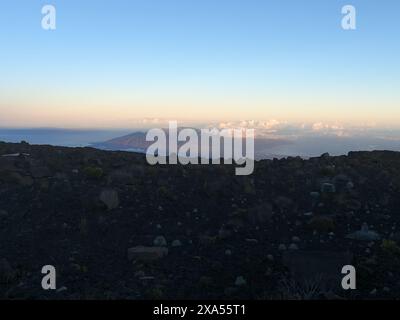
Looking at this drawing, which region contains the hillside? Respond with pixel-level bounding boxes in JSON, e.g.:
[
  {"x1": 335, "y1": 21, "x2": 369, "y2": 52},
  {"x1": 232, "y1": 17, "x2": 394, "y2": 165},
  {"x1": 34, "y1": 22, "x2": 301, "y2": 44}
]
[{"x1": 1, "y1": 141, "x2": 400, "y2": 299}]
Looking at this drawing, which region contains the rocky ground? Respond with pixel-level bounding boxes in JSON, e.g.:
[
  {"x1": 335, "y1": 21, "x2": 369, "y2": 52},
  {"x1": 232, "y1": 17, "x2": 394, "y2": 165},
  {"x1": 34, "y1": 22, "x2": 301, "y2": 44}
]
[{"x1": 1, "y1": 141, "x2": 400, "y2": 300}]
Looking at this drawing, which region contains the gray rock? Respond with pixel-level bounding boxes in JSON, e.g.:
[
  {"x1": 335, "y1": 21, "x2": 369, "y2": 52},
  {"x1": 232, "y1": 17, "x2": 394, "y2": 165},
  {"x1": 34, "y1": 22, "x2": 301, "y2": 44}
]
[
  {"x1": 99, "y1": 189, "x2": 119, "y2": 210},
  {"x1": 346, "y1": 181, "x2": 354, "y2": 190},
  {"x1": 127, "y1": 246, "x2": 168, "y2": 262},
  {"x1": 278, "y1": 244, "x2": 287, "y2": 251},
  {"x1": 310, "y1": 192, "x2": 320, "y2": 207},
  {"x1": 346, "y1": 223, "x2": 380, "y2": 241},
  {"x1": 2, "y1": 153, "x2": 29, "y2": 157},
  {"x1": 369, "y1": 288, "x2": 377, "y2": 295},
  {"x1": 171, "y1": 240, "x2": 182, "y2": 247},
  {"x1": 56, "y1": 286, "x2": 68, "y2": 293},
  {"x1": 321, "y1": 183, "x2": 336, "y2": 193},
  {"x1": 310, "y1": 192, "x2": 320, "y2": 198},
  {"x1": 234, "y1": 276, "x2": 247, "y2": 287},
  {"x1": 153, "y1": 236, "x2": 167, "y2": 247}
]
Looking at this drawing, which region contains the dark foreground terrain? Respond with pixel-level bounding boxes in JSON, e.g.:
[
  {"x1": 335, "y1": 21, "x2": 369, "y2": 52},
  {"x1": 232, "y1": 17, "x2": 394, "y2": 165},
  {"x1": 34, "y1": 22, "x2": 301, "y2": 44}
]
[{"x1": 1, "y1": 141, "x2": 400, "y2": 300}]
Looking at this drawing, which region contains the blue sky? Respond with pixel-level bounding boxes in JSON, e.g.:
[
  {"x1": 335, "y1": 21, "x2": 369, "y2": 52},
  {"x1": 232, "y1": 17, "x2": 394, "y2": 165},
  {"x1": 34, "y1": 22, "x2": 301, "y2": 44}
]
[{"x1": 0, "y1": 0, "x2": 399, "y2": 128}]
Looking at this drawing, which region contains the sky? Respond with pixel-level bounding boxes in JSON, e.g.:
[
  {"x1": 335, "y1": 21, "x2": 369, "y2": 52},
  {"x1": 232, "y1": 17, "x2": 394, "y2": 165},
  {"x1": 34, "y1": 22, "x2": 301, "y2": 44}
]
[{"x1": 0, "y1": 0, "x2": 399, "y2": 128}]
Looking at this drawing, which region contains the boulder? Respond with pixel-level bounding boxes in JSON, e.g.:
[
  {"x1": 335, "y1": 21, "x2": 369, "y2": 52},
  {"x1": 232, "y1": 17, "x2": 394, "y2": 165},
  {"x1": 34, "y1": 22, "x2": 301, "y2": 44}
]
[
  {"x1": 346, "y1": 223, "x2": 380, "y2": 241},
  {"x1": 320, "y1": 183, "x2": 336, "y2": 193},
  {"x1": 127, "y1": 246, "x2": 168, "y2": 262},
  {"x1": 99, "y1": 189, "x2": 119, "y2": 210},
  {"x1": 171, "y1": 240, "x2": 182, "y2": 247},
  {"x1": 234, "y1": 276, "x2": 247, "y2": 287},
  {"x1": 153, "y1": 236, "x2": 167, "y2": 247}
]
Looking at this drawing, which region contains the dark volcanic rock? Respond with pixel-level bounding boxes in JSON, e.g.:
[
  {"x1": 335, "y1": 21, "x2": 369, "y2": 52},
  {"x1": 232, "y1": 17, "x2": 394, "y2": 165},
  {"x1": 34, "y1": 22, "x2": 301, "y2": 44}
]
[
  {"x1": 0, "y1": 258, "x2": 15, "y2": 283},
  {"x1": 99, "y1": 189, "x2": 120, "y2": 210},
  {"x1": 282, "y1": 251, "x2": 353, "y2": 288},
  {"x1": 127, "y1": 246, "x2": 169, "y2": 262},
  {"x1": 1, "y1": 142, "x2": 400, "y2": 299}
]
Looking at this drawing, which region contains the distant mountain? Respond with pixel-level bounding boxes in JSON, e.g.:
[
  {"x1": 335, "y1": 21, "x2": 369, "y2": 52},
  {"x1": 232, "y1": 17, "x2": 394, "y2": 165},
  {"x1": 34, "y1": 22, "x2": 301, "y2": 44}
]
[
  {"x1": 92, "y1": 131, "x2": 149, "y2": 152},
  {"x1": 0, "y1": 128, "x2": 130, "y2": 148},
  {"x1": 91, "y1": 129, "x2": 293, "y2": 159}
]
